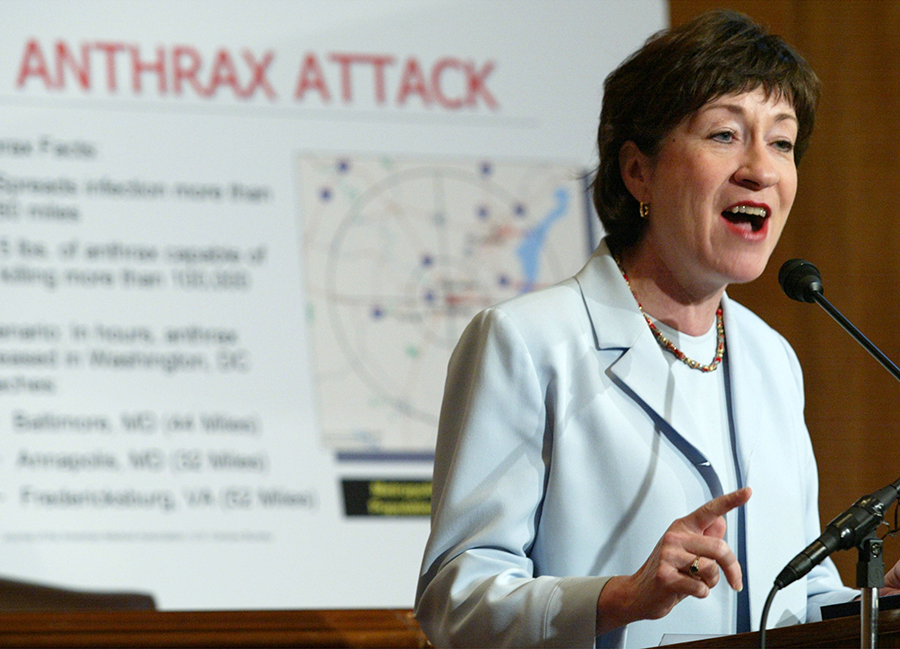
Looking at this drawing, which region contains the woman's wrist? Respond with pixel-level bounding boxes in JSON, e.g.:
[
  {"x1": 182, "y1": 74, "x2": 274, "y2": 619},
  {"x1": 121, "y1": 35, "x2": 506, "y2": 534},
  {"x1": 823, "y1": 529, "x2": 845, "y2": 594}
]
[{"x1": 596, "y1": 575, "x2": 638, "y2": 635}]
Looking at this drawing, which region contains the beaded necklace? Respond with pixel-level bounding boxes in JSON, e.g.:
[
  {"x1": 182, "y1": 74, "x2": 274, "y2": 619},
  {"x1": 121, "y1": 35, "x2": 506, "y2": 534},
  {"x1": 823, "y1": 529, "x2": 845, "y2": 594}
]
[{"x1": 614, "y1": 255, "x2": 725, "y2": 373}]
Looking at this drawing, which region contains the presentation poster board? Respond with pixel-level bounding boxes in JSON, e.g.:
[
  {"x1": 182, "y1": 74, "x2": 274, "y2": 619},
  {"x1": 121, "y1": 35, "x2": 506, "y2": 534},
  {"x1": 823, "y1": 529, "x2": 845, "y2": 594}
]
[{"x1": 0, "y1": 0, "x2": 666, "y2": 609}]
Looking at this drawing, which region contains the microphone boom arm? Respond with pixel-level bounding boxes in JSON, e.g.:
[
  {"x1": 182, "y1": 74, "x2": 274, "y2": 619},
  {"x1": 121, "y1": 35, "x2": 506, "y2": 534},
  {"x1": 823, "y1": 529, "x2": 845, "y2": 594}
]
[{"x1": 811, "y1": 291, "x2": 900, "y2": 383}]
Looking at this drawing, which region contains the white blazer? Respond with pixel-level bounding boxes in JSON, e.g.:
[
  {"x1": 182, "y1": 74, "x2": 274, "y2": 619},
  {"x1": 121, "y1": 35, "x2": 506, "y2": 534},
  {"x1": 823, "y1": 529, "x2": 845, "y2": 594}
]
[{"x1": 416, "y1": 242, "x2": 856, "y2": 648}]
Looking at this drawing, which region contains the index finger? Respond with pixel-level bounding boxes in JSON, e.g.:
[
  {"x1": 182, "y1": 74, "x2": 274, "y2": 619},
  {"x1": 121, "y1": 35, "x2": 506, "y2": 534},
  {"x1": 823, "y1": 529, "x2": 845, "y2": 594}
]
[{"x1": 686, "y1": 487, "x2": 752, "y2": 532}]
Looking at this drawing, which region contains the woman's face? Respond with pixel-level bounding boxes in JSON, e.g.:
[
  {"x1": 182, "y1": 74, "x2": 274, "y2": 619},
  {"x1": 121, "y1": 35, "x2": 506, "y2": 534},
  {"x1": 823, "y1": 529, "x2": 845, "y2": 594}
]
[{"x1": 625, "y1": 87, "x2": 799, "y2": 296}]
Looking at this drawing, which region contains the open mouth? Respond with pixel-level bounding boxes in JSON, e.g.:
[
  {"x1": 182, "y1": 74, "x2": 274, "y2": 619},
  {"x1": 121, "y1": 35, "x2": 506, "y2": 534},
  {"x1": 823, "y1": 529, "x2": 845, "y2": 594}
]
[{"x1": 722, "y1": 204, "x2": 769, "y2": 232}]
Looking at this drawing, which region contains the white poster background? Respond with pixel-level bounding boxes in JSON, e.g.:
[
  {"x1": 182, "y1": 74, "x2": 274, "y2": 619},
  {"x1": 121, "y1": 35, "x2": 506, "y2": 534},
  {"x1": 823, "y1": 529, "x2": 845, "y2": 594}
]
[{"x1": 0, "y1": 0, "x2": 666, "y2": 609}]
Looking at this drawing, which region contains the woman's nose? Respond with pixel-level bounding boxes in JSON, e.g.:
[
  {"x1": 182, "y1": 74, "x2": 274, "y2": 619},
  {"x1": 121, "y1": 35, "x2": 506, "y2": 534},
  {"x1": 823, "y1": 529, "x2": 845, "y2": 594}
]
[{"x1": 733, "y1": 142, "x2": 780, "y2": 189}]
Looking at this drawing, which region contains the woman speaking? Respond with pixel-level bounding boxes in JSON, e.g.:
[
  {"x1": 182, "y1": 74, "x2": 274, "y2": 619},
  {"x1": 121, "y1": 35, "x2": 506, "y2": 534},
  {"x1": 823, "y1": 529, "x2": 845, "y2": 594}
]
[{"x1": 415, "y1": 9, "x2": 900, "y2": 649}]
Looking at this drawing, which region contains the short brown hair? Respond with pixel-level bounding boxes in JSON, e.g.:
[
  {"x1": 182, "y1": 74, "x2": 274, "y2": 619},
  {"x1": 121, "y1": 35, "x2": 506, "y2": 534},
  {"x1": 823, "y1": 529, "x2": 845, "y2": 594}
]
[{"x1": 592, "y1": 9, "x2": 821, "y2": 252}]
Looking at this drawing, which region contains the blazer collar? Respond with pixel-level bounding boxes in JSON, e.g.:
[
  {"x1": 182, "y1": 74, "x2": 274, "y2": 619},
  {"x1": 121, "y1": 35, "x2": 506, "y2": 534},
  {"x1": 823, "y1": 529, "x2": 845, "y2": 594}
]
[
  {"x1": 574, "y1": 240, "x2": 688, "y2": 416},
  {"x1": 574, "y1": 240, "x2": 647, "y2": 352}
]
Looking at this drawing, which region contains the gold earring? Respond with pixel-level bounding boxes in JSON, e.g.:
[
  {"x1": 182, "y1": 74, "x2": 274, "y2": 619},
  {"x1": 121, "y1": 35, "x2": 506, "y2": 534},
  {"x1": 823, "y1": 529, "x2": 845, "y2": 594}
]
[{"x1": 639, "y1": 202, "x2": 650, "y2": 219}]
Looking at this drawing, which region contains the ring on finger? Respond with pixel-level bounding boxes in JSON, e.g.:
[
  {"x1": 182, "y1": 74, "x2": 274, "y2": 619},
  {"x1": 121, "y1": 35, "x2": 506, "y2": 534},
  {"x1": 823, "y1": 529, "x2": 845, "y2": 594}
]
[{"x1": 688, "y1": 556, "x2": 702, "y2": 578}]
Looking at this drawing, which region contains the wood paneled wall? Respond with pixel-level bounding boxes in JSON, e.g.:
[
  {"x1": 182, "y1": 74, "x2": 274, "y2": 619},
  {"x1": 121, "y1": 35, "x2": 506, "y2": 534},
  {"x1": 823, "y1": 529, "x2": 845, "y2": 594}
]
[{"x1": 668, "y1": 0, "x2": 900, "y2": 584}]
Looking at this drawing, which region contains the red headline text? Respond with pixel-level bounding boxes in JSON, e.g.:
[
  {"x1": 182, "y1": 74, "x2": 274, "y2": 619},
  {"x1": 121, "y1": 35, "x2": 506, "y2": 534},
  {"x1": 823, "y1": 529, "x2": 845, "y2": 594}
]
[{"x1": 15, "y1": 40, "x2": 499, "y2": 111}]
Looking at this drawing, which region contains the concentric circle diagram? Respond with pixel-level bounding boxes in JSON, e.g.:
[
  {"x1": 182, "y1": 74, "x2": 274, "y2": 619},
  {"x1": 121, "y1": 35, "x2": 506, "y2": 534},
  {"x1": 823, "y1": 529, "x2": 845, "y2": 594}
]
[{"x1": 299, "y1": 156, "x2": 592, "y2": 454}]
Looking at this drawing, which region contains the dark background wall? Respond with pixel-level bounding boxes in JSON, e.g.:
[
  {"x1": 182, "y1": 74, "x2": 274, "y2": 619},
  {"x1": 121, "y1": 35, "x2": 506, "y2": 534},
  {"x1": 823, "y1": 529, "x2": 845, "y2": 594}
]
[{"x1": 669, "y1": 0, "x2": 900, "y2": 584}]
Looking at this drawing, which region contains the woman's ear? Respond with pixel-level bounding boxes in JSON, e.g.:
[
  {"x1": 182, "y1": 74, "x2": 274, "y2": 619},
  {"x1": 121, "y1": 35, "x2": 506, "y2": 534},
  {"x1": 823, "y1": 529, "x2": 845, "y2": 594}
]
[{"x1": 619, "y1": 141, "x2": 652, "y2": 203}]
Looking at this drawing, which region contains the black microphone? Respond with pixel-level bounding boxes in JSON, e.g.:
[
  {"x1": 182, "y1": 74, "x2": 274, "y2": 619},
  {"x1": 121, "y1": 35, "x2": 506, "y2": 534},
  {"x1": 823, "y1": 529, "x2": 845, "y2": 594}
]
[
  {"x1": 774, "y1": 258, "x2": 900, "y2": 588},
  {"x1": 778, "y1": 258, "x2": 823, "y2": 303},
  {"x1": 774, "y1": 478, "x2": 900, "y2": 589},
  {"x1": 779, "y1": 259, "x2": 900, "y2": 383}
]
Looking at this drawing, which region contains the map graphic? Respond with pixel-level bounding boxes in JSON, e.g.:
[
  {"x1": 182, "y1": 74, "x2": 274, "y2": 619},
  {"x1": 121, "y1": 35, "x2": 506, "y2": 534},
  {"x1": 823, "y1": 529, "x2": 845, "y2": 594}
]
[{"x1": 297, "y1": 155, "x2": 594, "y2": 456}]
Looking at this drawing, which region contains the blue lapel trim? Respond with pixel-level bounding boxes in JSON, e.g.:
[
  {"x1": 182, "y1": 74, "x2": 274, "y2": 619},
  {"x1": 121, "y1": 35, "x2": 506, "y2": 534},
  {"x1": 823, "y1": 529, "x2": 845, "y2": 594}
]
[
  {"x1": 724, "y1": 354, "x2": 751, "y2": 633},
  {"x1": 607, "y1": 371, "x2": 724, "y2": 500}
]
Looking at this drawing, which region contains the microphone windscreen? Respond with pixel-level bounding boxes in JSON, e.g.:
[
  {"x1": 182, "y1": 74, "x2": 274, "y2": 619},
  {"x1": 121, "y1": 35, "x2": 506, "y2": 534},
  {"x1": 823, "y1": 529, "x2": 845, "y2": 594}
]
[{"x1": 779, "y1": 259, "x2": 823, "y2": 303}]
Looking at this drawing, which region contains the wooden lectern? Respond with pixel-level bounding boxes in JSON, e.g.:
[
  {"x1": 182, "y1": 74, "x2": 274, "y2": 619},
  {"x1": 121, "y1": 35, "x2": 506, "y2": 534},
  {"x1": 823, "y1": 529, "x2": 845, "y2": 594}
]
[
  {"x1": 0, "y1": 577, "x2": 431, "y2": 647},
  {"x1": 666, "y1": 609, "x2": 900, "y2": 648},
  {"x1": 0, "y1": 608, "x2": 429, "y2": 648},
  {"x1": 2, "y1": 607, "x2": 900, "y2": 647}
]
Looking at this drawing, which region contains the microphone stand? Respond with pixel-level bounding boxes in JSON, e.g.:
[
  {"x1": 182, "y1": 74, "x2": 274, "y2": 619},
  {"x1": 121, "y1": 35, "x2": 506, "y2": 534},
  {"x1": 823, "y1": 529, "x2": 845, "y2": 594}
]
[{"x1": 858, "y1": 533, "x2": 883, "y2": 649}]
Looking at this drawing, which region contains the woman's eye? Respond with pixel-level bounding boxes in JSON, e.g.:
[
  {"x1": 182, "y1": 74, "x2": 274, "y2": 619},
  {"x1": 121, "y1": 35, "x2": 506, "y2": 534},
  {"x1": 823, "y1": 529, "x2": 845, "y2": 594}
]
[
  {"x1": 773, "y1": 139, "x2": 795, "y2": 153},
  {"x1": 710, "y1": 131, "x2": 734, "y2": 143}
]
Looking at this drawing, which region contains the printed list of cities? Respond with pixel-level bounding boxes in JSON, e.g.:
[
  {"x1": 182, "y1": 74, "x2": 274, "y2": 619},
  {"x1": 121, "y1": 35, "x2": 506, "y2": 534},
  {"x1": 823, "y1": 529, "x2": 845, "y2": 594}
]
[{"x1": 0, "y1": 129, "x2": 318, "y2": 543}]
